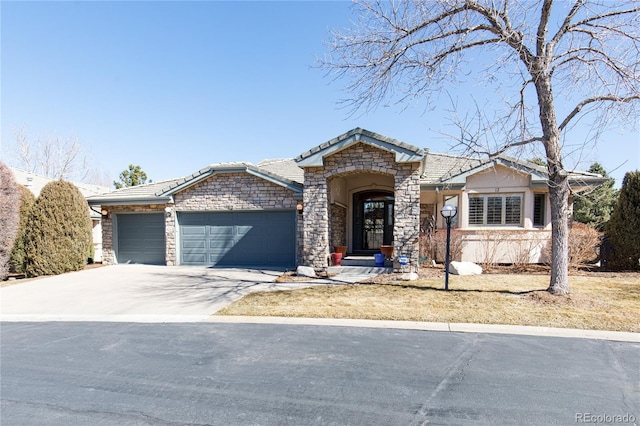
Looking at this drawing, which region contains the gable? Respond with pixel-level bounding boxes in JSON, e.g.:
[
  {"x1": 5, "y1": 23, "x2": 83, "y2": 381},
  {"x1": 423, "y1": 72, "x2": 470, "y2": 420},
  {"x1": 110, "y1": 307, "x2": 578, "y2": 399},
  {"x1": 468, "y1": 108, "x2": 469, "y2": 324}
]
[
  {"x1": 157, "y1": 163, "x2": 302, "y2": 197},
  {"x1": 174, "y1": 172, "x2": 300, "y2": 210},
  {"x1": 466, "y1": 164, "x2": 530, "y2": 190},
  {"x1": 295, "y1": 128, "x2": 425, "y2": 167}
]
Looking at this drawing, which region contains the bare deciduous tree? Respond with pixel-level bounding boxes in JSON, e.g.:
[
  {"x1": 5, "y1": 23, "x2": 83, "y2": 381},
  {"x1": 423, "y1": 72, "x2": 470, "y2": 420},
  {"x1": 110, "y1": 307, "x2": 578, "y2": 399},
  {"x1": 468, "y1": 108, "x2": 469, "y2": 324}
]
[
  {"x1": 12, "y1": 127, "x2": 93, "y2": 182},
  {"x1": 321, "y1": 0, "x2": 640, "y2": 294}
]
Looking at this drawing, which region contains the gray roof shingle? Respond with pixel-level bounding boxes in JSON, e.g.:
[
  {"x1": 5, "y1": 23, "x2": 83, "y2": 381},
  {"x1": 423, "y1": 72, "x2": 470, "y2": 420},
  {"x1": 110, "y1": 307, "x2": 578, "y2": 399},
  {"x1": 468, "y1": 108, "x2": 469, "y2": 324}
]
[
  {"x1": 10, "y1": 167, "x2": 111, "y2": 197},
  {"x1": 87, "y1": 161, "x2": 304, "y2": 205},
  {"x1": 257, "y1": 158, "x2": 304, "y2": 184},
  {"x1": 295, "y1": 128, "x2": 425, "y2": 164},
  {"x1": 421, "y1": 152, "x2": 483, "y2": 184}
]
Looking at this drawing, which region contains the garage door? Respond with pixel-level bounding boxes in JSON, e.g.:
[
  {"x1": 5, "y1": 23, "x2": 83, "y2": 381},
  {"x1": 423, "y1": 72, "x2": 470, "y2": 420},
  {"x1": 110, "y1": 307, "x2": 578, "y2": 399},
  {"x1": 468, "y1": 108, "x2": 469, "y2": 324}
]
[
  {"x1": 179, "y1": 211, "x2": 295, "y2": 267},
  {"x1": 116, "y1": 213, "x2": 166, "y2": 265}
]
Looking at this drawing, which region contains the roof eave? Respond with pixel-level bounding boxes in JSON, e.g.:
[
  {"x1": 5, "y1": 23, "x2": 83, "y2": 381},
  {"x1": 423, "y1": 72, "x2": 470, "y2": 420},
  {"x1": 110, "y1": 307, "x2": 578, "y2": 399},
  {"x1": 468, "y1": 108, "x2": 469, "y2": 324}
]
[
  {"x1": 87, "y1": 196, "x2": 173, "y2": 206},
  {"x1": 158, "y1": 165, "x2": 303, "y2": 197},
  {"x1": 295, "y1": 128, "x2": 424, "y2": 167},
  {"x1": 420, "y1": 182, "x2": 466, "y2": 191}
]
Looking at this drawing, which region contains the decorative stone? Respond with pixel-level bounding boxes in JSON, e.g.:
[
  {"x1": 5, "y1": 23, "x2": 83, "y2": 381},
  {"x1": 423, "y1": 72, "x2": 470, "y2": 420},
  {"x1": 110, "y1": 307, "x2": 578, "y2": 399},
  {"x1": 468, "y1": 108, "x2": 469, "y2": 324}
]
[
  {"x1": 401, "y1": 272, "x2": 419, "y2": 281},
  {"x1": 297, "y1": 265, "x2": 317, "y2": 278},
  {"x1": 449, "y1": 261, "x2": 483, "y2": 276}
]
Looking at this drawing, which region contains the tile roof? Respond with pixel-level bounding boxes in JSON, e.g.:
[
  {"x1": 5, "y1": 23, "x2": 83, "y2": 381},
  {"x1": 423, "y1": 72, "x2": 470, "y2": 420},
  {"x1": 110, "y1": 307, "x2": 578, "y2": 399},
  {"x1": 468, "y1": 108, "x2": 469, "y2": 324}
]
[
  {"x1": 86, "y1": 178, "x2": 181, "y2": 204},
  {"x1": 9, "y1": 167, "x2": 111, "y2": 198},
  {"x1": 257, "y1": 158, "x2": 304, "y2": 184},
  {"x1": 87, "y1": 162, "x2": 303, "y2": 204},
  {"x1": 295, "y1": 128, "x2": 425, "y2": 164},
  {"x1": 420, "y1": 152, "x2": 605, "y2": 187},
  {"x1": 421, "y1": 152, "x2": 483, "y2": 184}
]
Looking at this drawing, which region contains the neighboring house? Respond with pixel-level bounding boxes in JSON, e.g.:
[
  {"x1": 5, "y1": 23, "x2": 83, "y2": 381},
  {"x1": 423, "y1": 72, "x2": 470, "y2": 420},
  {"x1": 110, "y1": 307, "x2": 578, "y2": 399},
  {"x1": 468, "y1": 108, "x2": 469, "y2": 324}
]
[
  {"x1": 87, "y1": 128, "x2": 605, "y2": 270},
  {"x1": 9, "y1": 167, "x2": 110, "y2": 262}
]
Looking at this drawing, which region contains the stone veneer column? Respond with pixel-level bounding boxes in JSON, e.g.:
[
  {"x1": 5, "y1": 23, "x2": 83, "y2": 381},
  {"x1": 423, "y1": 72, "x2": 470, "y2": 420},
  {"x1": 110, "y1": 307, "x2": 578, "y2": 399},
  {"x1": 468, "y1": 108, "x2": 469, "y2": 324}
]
[
  {"x1": 101, "y1": 215, "x2": 114, "y2": 264},
  {"x1": 393, "y1": 163, "x2": 422, "y2": 271},
  {"x1": 303, "y1": 167, "x2": 329, "y2": 269},
  {"x1": 165, "y1": 205, "x2": 176, "y2": 266}
]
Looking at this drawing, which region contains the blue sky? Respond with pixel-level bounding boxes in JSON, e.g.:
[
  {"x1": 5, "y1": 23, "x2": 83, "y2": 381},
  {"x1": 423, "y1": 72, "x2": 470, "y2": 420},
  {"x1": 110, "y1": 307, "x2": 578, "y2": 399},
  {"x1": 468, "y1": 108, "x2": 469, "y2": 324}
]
[{"x1": 2, "y1": 1, "x2": 638, "y2": 188}]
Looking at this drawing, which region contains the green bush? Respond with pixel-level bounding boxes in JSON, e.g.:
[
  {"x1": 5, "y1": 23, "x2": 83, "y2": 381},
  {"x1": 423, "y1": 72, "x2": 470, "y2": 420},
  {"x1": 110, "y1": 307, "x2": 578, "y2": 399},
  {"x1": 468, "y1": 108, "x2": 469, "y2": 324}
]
[
  {"x1": 572, "y1": 163, "x2": 618, "y2": 231},
  {"x1": 9, "y1": 185, "x2": 36, "y2": 274},
  {"x1": 0, "y1": 163, "x2": 21, "y2": 280},
  {"x1": 606, "y1": 171, "x2": 640, "y2": 271},
  {"x1": 24, "y1": 180, "x2": 93, "y2": 277}
]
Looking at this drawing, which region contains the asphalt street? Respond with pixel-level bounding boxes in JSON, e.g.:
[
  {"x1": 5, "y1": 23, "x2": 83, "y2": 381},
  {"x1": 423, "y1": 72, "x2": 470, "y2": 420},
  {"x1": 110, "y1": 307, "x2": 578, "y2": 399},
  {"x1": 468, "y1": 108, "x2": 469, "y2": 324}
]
[{"x1": 1, "y1": 322, "x2": 638, "y2": 425}]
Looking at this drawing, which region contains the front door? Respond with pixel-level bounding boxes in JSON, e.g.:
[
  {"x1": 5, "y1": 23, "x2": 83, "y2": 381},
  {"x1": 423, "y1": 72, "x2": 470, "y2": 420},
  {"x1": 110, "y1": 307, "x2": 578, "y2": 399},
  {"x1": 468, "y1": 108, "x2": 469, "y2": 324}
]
[{"x1": 353, "y1": 191, "x2": 394, "y2": 253}]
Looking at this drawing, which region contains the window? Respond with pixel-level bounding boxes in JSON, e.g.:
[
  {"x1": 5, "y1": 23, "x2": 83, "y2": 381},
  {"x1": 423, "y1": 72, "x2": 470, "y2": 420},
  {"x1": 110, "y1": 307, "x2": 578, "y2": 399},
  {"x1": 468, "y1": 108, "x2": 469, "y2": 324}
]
[
  {"x1": 469, "y1": 197, "x2": 484, "y2": 225},
  {"x1": 533, "y1": 193, "x2": 546, "y2": 227},
  {"x1": 443, "y1": 195, "x2": 459, "y2": 228},
  {"x1": 468, "y1": 193, "x2": 523, "y2": 226}
]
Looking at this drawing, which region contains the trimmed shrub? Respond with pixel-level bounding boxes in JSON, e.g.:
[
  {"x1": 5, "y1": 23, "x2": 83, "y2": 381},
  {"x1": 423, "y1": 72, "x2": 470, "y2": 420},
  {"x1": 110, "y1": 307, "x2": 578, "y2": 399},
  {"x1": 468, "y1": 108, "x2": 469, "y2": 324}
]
[
  {"x1": 0, "y1": 163, "x2": 21, "y2": 280},
  {"x1": 9, "y1": 185, "x2": 36, "y2": 274},
  {"x1": 24, "y1": 180, "x2": 92, "y2": 277},
  {"x1": 606, "y1": 171, "x2": 640, "y2": 271},
  {"x1": 567, "y1": 222, "x2": 600, "y2": 268}
]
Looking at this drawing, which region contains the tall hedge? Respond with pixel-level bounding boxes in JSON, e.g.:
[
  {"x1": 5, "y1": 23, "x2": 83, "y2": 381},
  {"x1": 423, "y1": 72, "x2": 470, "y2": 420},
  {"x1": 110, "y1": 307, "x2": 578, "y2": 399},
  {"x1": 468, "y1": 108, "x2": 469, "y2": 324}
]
[
  {"x1": 24, "y1": 180, "x2": 92, "y2": 277},
  {"x1": 606, "y1": 171, "x2": 640, "y2": 271},
  {"x1": 0, "y1": 163, "x2": 21, "y2": 280},
  {"x1": 9, "y1": 185, "x2": 36, "y2": 274}
]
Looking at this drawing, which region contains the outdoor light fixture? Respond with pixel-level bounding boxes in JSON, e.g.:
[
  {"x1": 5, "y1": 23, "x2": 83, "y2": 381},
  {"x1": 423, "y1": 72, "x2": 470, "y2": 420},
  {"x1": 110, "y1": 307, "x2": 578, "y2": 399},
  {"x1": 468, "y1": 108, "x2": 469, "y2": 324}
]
[
  {"x1": 297, "y1": 201, "x2": 303, "y2": 215},
  {"x1": 164, "y1": 206, "x2": 172, "y2": 218},
  {"x1": 440, "y1": 204, "x2": 458, "y2": 291},
  {"x1": 100, "y1": 208, "x2": 108, "y2": 218}
]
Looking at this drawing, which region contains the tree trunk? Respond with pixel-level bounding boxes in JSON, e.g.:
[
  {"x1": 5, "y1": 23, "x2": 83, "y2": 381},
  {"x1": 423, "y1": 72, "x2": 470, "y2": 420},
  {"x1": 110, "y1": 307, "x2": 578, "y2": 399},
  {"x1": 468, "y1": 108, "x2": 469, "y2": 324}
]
[
  {"x1": 534, "y1": 67, "x2": 571, "y2": 295},
  {"x1": 547, "y1": 171, "x2": 571, "y2": 295}
]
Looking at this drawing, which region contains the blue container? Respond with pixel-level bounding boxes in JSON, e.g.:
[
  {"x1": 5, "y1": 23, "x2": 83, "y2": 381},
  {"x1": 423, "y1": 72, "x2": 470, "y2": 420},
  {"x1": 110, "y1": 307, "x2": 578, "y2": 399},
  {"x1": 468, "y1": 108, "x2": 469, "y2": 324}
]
[{"x1": 374, "y1": 253, "x2": 386, "y2": 267}]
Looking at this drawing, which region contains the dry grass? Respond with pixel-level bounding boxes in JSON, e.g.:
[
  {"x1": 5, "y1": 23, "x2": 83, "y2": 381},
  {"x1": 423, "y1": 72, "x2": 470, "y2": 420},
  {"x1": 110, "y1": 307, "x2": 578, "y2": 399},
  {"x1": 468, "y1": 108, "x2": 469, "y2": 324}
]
[{"x1": 217, "y1": 273, "x2": 640, "y2": 332}]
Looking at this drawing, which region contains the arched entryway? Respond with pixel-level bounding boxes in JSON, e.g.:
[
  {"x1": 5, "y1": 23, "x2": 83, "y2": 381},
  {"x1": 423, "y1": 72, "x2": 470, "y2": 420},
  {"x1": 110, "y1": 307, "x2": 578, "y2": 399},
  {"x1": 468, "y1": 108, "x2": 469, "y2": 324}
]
[{"x1": 352, "y1": 190, "x2": 394, "y2": 254}]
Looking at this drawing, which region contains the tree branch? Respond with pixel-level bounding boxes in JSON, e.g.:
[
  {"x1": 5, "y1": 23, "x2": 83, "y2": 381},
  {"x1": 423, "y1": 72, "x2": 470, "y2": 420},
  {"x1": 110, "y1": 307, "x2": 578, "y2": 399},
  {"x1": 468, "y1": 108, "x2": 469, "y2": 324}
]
[{"x1": 559, "y1": 95, "x2": 640, "y2": 131}]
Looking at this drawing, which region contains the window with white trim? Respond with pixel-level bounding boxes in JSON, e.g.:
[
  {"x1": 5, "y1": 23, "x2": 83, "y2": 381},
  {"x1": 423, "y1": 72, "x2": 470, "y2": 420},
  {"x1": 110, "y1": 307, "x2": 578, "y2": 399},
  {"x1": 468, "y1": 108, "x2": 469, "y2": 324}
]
[{"x1": 468, "y1": 193, "x2": 523, "y2": 226}]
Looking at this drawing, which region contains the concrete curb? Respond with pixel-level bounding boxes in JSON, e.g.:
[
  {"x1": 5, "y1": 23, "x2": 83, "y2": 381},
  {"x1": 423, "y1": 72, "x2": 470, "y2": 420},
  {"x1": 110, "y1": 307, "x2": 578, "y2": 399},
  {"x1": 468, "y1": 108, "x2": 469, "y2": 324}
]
[
  {"x1": 2, "y1": 314, "x2": 637, "y2": 343},
  {"x1": 207, "y1": 315, "x2": 640, "y2": 343},
  {"x1": 0, "y1": 314, "x2": 212, "y2": 323}
]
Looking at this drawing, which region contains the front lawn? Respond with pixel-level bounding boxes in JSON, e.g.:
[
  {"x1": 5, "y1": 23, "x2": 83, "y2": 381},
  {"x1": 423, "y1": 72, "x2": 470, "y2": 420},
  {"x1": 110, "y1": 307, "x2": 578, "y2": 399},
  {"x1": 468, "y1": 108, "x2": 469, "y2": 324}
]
[{"x1": 216, "y1": 271, "x2": 640, "y2": 332}]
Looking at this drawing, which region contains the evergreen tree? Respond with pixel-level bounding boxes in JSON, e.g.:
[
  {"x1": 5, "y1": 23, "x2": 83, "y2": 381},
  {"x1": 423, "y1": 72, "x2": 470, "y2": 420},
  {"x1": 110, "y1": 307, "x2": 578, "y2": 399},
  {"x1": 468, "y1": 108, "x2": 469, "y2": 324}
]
[
  {"x1": 9, "y1": 185, "x2": 36, "y2": 273},
  {"x1": 573, "y1": 163, "x2": 619, "y2": 231},
  {"x1": 606, "y1": 171, "x2": 640, "y2": 271},
  {"x1": 24, "y1": 180, "x2": 92, "y2": 277},
  {"x1": 0, "y1": 163, "x2": 21, "y2": 280},
  {"x1": 114, "y1": 164, "x2": 149, "y2": 189}
]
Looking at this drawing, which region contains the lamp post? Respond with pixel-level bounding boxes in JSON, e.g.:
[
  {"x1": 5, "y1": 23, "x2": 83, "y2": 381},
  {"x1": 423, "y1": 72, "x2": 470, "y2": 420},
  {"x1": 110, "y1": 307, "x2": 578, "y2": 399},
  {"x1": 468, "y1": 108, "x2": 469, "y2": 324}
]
[{"x1": 440, "y1": 204, "x2": 458, "y2": 291}]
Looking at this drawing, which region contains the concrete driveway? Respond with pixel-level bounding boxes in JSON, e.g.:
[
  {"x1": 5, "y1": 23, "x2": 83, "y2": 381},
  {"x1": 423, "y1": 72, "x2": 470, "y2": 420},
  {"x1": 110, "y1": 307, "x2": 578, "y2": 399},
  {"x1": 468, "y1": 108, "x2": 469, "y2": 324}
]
[{"x1": 0, "y1": 265, "x2": 313, "y2": 322}]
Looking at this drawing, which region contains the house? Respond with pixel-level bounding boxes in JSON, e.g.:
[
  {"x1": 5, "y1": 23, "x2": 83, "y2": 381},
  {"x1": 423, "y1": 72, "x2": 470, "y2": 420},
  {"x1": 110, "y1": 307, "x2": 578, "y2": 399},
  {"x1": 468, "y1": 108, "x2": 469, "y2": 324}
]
[
  {"x1": 9, "y1": 167, "x2": 111, "y2": 262},
  {"x1": 87, "y1": 128, "x2": 605, "y2": 270}
]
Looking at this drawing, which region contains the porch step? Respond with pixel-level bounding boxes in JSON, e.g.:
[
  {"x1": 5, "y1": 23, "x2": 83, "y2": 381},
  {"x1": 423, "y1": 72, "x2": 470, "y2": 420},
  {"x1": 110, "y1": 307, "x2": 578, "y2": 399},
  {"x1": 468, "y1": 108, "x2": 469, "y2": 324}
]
[
  {"x1": 326, "y1": 266, "x2": 392, "y2": 282},
  {"x1": 339, "y1": 256, "x2": 392, "y2": 267}
]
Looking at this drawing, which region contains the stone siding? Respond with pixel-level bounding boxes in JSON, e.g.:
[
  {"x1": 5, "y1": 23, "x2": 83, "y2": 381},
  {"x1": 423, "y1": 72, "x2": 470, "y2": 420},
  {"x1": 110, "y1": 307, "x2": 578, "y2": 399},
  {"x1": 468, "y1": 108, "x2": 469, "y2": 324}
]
[
  {"x1": 103, "y1": 173, "x2": 301, "y2": 266},
  {"x1": 174, "y1": 173, "x2": 298, "y2": 211},
  {"x1": 393, "y1": 163, "x2": 422, "y2": 270},
  {"x1": 302, "y1": 169, "x2": 329, "y2": 268},
  {"x1": 302, "y1": 143, "x2": 421, "y2": 269},
  {"x1": 173, "y1": 173, "x2": 300, "y2": 265},
  {"x1": 329, "y1": 203, "x2": 347, "y2": 250}
]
